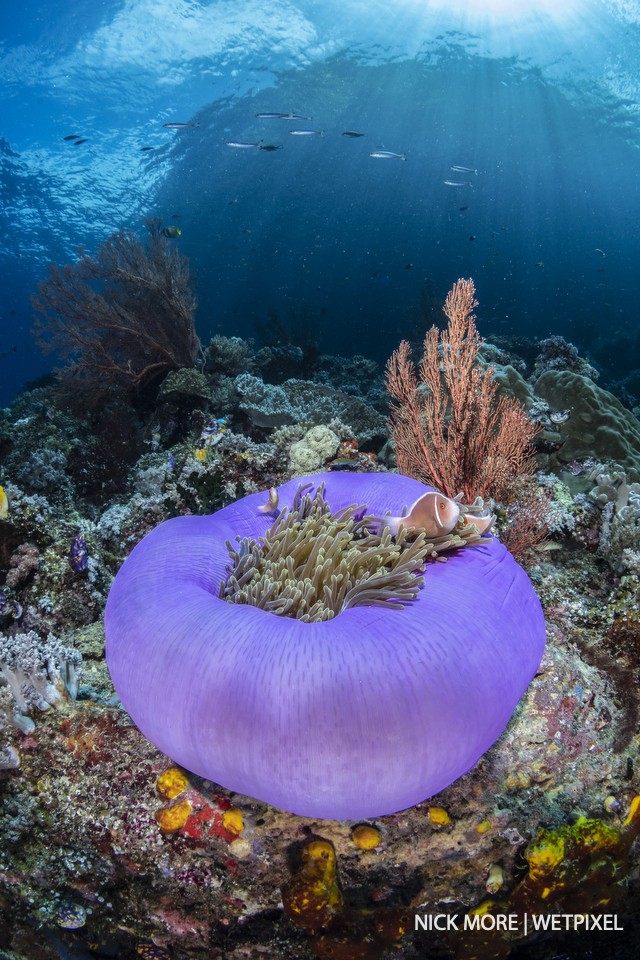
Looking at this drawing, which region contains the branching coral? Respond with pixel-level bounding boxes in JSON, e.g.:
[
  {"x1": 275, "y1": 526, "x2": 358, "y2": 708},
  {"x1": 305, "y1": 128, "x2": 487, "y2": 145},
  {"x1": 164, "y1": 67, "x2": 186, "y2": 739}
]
[
  {"x1": 32, "y1": 219, "x2": 201, "y2": 404},
  {"x1": 0, "y1": 630, "x2": 82, "y2": 733},
  {"x1": 386, "y1": 278, "x2": 539, "y2": 502}
]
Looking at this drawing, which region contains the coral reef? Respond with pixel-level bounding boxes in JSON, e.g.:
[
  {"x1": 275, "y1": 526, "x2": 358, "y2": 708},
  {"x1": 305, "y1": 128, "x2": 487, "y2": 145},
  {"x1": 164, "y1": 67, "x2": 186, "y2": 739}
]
[
  {"x1": 2, "y1": 326, "x2": 640, "y2": 960},
  {"x1": 234, "y1": 372, "x2": 386, "y2": 444},
  {"x1": 288, "y1": 425, "x2": 340, "y2": 475},
  {"x1": 0, "y1": 629, "x2": 82, "y2": 733}
]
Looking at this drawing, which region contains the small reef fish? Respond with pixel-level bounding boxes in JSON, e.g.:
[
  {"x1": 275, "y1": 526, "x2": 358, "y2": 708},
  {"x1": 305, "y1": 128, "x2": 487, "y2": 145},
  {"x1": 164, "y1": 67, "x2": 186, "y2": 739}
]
[
  {"x1": 289, "y1": 129, "x2": 324, "y2": 136},
  {"x1": 259, "y1": 144, "x2": 281, "y2": 151},
  {"x1": 150, "y1": 424, "x2": 161, "y2": 450},
  {"x1": 550, "y1": 409, "x2": 571, "y2": 424},
  {"x1": 342, "y1": 131, "x2": 364, "y2": 137},
  {"x1": 63, "y1": 134, "x2": 81, "y2": 141},
  {"x1": 451, "y1": 164, "x2": 478, "y2": 174},
  {"x1": 162, "y1": 226, "x2": 181, "y2": 238},
  {"x1": 200, "y1": 418, "x2": 228, "y2": 446},
  {"x1": 370, "y1": 150, "x2": 406, "y2": 160},
  {"x1": 140, "y1": 146, "x2": 154, "y2": 151},
  {"x1": 202, "y1": 417, "x2": 228, "y2": 438},
  {"x1": 255, "y1": 112, "x2": 311, "y2": 120},
  {"x1": 163, "y1": 122, "x2": 199, "y2": 128},
  {"x1": 258, "y1": 487, "x2": 280, "y2": 514},
  {"x1": 383, "y1": 491, "x2": 461, "y2": 539},
  {"x1": 73, "y1": 138, "x2": 88, "y2": 145},
  {"x1": 443, "y1": 179, "x2": 472, "y2": 187},
  {"x1": 461, "y1": 507, "x2": 495, "y2": 535},
  {"x1": 0, "y1": 485, "x2": 8, "y2": 519}
]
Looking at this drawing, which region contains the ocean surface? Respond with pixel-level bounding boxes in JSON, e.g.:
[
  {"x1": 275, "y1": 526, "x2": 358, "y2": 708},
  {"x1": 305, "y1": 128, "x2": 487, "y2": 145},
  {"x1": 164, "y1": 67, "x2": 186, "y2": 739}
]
[{"x1": 1, "y1": 0, "x2": 640, "y2": 406}]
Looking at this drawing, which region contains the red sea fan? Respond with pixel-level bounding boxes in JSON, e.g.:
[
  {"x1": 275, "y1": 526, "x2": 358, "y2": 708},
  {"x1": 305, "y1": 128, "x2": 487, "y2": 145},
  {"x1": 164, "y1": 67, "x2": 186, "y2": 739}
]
[{"x1": 386, "y1": 278, "x2": 539, "y2": 503}]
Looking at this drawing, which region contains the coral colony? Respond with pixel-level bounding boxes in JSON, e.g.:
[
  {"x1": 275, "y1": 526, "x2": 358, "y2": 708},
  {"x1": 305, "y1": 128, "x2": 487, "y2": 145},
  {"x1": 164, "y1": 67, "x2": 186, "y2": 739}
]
[{"x1": 2, "y1": 273, "x2": 640, "y2": 958}]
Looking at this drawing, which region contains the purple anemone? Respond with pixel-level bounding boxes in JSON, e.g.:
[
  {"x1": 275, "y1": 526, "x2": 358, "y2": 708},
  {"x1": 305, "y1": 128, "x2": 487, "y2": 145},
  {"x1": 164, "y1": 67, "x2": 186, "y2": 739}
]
[{"x1": 104, "y1": 472, "x2": 545, "y2": 819}]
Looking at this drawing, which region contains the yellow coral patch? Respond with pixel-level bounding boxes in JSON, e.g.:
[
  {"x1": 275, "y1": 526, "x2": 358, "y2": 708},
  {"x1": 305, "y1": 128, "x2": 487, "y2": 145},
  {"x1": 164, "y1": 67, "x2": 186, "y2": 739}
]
[
  {"x1": 194, "y1": 448, "x2": 207, "y2": 461},
  {"x1": 428, "y1": 806, "x2": 450, "y2": 826},
  {"x1": 476, "y1": 819, "x2": 491, "y2": 834},
  {"x1": 623, "y1": 795, "x2": 640, "y2": 830},
  {"x1": 469, "y1": 899, "x2": 496, "y2": 917},
  {"x1": 303, "y1": 840, "x2": 338, "y2": 874},
  {"x1": 526, "y1": 836, "x2": 565, "y2": 880},
  {"x1": 222, "y1": 808, "x2": 244, "y2": 835},
  {"x1": 156, "y1": 767, "x2": 188, "y2": 800},
  {"x1": 155, "y1": 800, "x2": 191, "y2": 832},
  {"x1": 351, "y1": 824, "x2": 381, "y2": 850}
]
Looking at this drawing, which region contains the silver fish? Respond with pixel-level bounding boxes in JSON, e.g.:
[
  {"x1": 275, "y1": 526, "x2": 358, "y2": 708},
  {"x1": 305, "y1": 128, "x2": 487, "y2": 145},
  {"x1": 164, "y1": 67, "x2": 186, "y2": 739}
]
[
  {"x1": 451, "y1": 164, "x2": 478, "y2": 174},
  {"x1": 163, "y1": 122, "x2": 199, "y2": 129},
  {"x1": 255, "y1": 112, "x2": 311, "y2": 120},
  {"x1": 443, "y1": 179, "x2": 472, "y2": 187},
  {"x1": 225, "y1": 141, "x2": 262, "y2": 149},
  {"x1": 289, "y1": 129, "x2": 324, "y2": 136},
  {"x1": 369, "y1": 150, "x2": 406, "y2": 160}
]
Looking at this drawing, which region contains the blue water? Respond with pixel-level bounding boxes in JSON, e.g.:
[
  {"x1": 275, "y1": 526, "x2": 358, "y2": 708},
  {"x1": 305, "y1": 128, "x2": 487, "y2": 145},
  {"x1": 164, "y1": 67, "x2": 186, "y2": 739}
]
[{"x1": 2, "y1": 0, "x2": 640, "y2": 405}]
